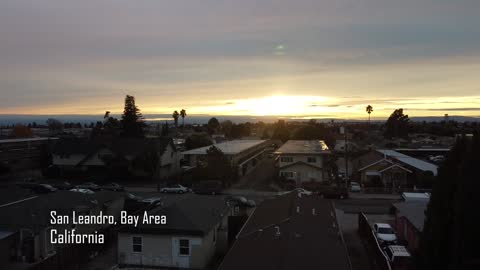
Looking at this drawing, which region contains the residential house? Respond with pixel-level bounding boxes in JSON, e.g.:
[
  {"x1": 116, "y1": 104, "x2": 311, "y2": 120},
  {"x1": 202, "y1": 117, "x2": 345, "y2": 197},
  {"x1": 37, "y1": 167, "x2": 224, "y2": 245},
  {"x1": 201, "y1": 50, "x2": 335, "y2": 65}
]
[
  {"x1": 353, "y1": 149, "x2": 438, "y2": 188},
  {"x1": 117, "y1": 194, "x2": 230, "y2": 269},
  {"x1": 392, "y1": 201, "x2": 428, "y2": 253},
  {"x1": 218, "y1": 191, "x2": 351, "y2": 270},
  {"x1": 52, "y1": 137, "x2": 181, "y2": 179},
  {"x1": 274, "y1": 140, "x2": 331, "y2": 183},
  {"x1": 0, "y1": 189, "x2": 124, "y2": 265},
  {"x1": 182, "y1": 140, "x2": 270, "y2": 176}
]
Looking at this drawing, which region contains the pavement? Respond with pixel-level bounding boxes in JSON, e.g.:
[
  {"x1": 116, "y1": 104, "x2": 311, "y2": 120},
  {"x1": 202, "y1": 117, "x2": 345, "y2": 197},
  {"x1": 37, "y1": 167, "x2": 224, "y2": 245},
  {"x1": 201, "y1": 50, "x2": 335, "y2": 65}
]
[{"x1": 335, "y1": 199, "x2": 396, "y2": 270}]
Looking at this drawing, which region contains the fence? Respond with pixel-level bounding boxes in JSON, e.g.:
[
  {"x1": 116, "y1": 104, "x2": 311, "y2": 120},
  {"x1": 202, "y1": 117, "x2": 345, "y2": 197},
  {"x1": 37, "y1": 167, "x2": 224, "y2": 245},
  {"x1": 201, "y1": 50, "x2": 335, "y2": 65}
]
[{"x1": 358, "y1": 213, "x2": 392, "y2": 270}]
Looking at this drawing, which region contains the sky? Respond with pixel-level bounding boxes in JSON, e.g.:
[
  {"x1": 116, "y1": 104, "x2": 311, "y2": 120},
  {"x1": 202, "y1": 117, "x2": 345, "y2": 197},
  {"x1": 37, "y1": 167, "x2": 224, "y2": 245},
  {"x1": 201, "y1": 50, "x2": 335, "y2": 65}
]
[{"x1": 1, "y1": 0, "x2": 480, "y2": 119}]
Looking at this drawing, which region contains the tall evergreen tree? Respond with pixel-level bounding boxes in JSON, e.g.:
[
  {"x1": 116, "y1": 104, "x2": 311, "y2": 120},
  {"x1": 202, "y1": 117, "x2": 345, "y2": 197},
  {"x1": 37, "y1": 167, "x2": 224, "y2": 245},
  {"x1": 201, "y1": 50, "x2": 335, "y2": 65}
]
[
  {"x1": 120, "y1": 95, "x2": 145, "y2": 137},
  {"x1": 384, "y1": 108, "x2": 410, "y2": 138},
  {"x1": 417, "y1": 133, "x2": 480, "y2": 269}
]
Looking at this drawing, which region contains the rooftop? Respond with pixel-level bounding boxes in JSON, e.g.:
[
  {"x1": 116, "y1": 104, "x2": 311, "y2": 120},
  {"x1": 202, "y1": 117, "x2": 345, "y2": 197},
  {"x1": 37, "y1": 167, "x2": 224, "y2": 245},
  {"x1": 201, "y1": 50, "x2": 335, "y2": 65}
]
[
  {"x1": 0, "y1": 137, "x2": 59, "y2": 144},
  {"x1": 219, "y1": 192, "x2": 350, "y2": 270},
  {"x1": 377, "y1": 149, "x2": 438, "y2": 175},
  {"x1": 119, "y1": 194, "x2": 229, "y2": 236},
  {"x1": 274, "y1": 140, "x2": 330, "y2": 155},
  {"x1": 182, "y1": 140, "x2": 266, "y2": 155}
]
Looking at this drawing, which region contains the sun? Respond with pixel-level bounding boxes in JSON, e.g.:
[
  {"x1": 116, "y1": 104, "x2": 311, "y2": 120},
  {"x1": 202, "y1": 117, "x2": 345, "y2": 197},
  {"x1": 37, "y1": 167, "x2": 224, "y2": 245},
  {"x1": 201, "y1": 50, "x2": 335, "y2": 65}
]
[{"x1": 231, "y1": 95, "x2": 329, "y2": 116}]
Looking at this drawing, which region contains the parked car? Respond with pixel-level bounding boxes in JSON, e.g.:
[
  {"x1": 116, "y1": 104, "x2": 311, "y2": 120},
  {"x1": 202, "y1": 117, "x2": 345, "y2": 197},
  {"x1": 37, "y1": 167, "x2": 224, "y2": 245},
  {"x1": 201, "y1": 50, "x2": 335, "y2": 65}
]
[
  {"x1": 160, "y1": 184, "x2": 189, "y2": 194},
  {"x1": 373, "y1": 223, "x2": 397, "y2": 244},
  {"x1": 350, "y1": 182, "x2": 362, "y2": 192},
  {"x1": 70, "y1": 188, "x2": 95, "y2": 195},
  {"x1": 192, "y1": 181, "x2": 223, "y2": 195},
  {"x1": 31, "y1": 184, "x2": 57, "y2": 194},
  {"x1": 141, "y1": 197, "x2": 163, "y2": 205},
  {"x1": 52, "y1": 181, "x2": 73, "y2": 190},
  {"x1": 102, "y1": 182, "x2": 124, "y2": 191},
  {"x1": 76, "y1": 182, "x2": 101, "y2": 191},
  {"x1": 226, "y1": 196, "x2": 256, "y2": 207}
]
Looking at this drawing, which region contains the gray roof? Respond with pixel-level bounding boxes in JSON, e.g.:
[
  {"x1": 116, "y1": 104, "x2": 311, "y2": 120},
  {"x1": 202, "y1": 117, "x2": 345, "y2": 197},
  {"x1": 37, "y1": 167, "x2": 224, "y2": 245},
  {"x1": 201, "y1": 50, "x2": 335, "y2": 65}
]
[
  {"x1": 393, "y1": 201, "x2": 428, "y2": 231},
  {"x1": 219, "y1": 192, "x2": 350, "y2": 270},
  {"x1": 275, "y1": 140, "x2": 330, "y2": 154},
  {"x1": 182, "y1": 140, "x2": 266, "y2": 155},
  {"x1": 0, "y1": 190, "x2": 123, "y2": 232},
  {"x1": 0, "y1": 137, "x2": 59, "y2": 144},
  {"x1": 377, "y1": 150, "x2": 438, "y2": 175},
  {"x1": 119, "y1": 194, "x2": 229, "y2": 236}
]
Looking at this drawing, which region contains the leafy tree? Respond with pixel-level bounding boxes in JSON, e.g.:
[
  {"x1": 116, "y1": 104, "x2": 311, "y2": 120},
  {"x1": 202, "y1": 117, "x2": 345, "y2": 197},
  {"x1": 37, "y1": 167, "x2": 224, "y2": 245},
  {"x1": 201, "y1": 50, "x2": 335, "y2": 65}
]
[
  {"x1": 221, "y1": 120, "x2": 233, "y2": 136},
  {"x1": 272, "y1": 120, "x2": 290, "y2": 142},
  {"x1": 292, "y1": 124, "x2": 335, "y2": 149},
  {"x1": 384, "y1": 108, "x2": 410, "y2": 138},
  {"x1": 180, "y1": 109, "x2": 187, "y2": 127},
  {"x1": 172, "y1": 110, "x2": 180, "y2": 128},
  {"x1": 207, "y1": 117, "x2": 220, "y2": 134},
  {"x1": 12, "y1": 124, "x2": 33, "y2": 138},
  {"x1": 229, "y1": 123, "x2": 251, "y2": 139},
  {"x1": 417, "y1": 134, "x2": 480, "y2": 269},
  {"x1": 46, "y1": 118, "x2": 63, "y2": 134},
  {"x1": 185, "y1": 134, "x2": 212, "y2": 150},
  {"x1": 199, "y1": 146, "x2": 235, "y2": 186},
  {"x1": 261, "y1": 129, "x2": 271, "y2": 139},
  {"x1": 120, "y1": 95, "x2": 146, "y2": 137}
]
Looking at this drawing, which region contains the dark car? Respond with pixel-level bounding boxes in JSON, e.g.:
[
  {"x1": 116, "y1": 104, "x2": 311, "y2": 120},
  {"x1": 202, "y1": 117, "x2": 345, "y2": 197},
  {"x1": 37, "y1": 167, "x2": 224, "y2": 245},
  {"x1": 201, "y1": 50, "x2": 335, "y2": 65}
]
[
  {"x1": 52, "y1": 181, "x2": 73, "y2": 190},
  {"x1": 76, "y1": 182, "x2": 101, "y2": 191},
  {"x1": 192, "y1": 181, "x2": 223, "y2": 195},
  {"x1": 102, "y1": 182, "x2": 125, "y2": 191},
  {"x1": 31, "y1": 184, "x2": 57, "y2": 194}
]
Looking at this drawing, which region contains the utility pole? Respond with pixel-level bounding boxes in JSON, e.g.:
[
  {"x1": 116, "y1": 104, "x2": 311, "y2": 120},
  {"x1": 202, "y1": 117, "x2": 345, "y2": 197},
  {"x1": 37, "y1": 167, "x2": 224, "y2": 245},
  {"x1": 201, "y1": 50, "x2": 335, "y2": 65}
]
[{"x1": 340, "y1": 125, "x2": 348, "y2": 188}]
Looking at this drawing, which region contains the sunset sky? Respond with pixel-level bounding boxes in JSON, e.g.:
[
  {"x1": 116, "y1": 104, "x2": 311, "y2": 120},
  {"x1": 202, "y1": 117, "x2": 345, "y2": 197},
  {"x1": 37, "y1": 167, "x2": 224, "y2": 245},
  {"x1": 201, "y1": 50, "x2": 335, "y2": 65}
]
[{"x1": 1, "y1": 0, "x2": 480, "y2": 119}]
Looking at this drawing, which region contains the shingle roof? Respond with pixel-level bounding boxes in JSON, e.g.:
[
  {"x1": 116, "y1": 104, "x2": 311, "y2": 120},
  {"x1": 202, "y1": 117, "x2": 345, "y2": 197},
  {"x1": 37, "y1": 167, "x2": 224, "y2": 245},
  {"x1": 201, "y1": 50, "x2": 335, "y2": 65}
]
[
  {"x1": 219, "y1": 193, "x2": 351, "y2": 270},
  {"x1": 118, "y1": 194, "x2": 229, "y2": 236}
]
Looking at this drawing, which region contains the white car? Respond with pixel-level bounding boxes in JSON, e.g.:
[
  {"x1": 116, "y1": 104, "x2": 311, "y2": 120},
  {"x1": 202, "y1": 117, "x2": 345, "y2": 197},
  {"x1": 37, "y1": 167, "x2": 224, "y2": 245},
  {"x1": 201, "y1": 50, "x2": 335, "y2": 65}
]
[
  {"x1": 160, "y1": 184, "x2": 189, "y2": 194},
  {"x1": 350, "y1": 182, "x2": 362, "y2": 192},
  {"x1": 70, "y1": 188, "x2": 95, "y2": 195},
  {"x1": 373, "y1": 223, "x2": 397, "y2": 244}
]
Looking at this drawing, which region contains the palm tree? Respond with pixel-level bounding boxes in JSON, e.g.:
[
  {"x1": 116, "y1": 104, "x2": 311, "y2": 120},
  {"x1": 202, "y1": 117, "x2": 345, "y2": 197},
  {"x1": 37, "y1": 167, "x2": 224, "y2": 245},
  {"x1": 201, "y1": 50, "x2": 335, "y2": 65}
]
[
  {"x1": 180, "y1": 109, "x2": 187, "y2": 128},
  {"x1": 172, "y1": 110, "x2": 179, "y2": 128},
  {"x1": 366, "y1": 105, "x2": 373, "y2": 125}
]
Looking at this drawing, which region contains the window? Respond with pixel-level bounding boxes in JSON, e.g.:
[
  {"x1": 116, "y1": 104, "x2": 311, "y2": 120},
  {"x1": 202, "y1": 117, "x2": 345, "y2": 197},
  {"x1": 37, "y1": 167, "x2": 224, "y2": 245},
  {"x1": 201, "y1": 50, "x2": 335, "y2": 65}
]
[
  {"x1": 280, "y1": 156, "x2": 293, "y2": 162},
  {"x1": 132, "y1": 236, "x2": 142, "y2": 253},
  {"x1": 179, "y1": 239, "x2": 190, "y2": 256},
  {"x1": 280, "y1": 171, "x2": 294, "y2": 178},
  {"x1": 307, "y1": 157, "x2": 316, "y2": 163}
]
